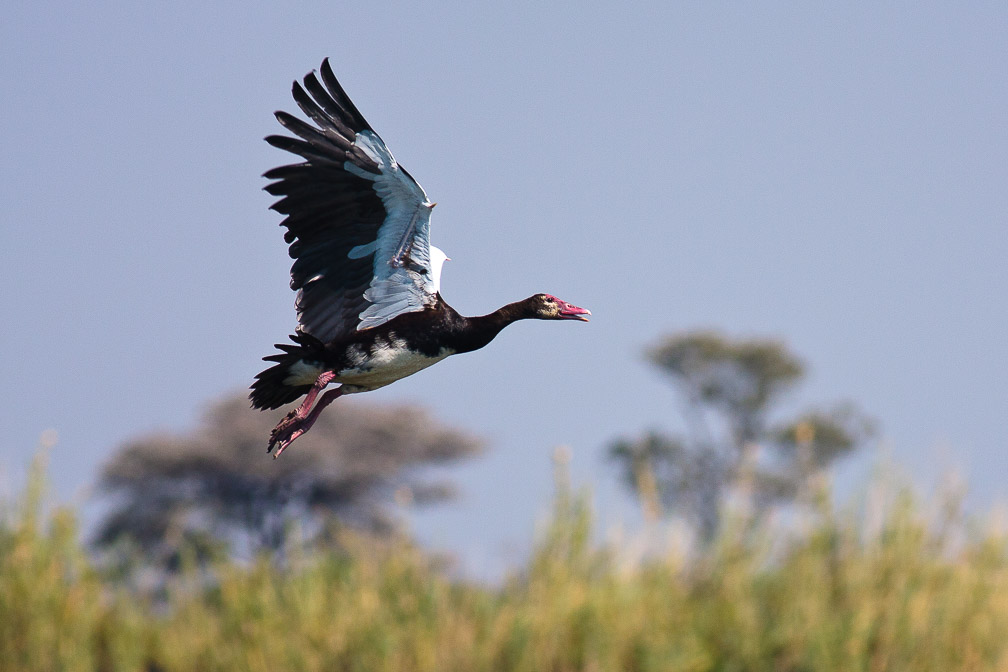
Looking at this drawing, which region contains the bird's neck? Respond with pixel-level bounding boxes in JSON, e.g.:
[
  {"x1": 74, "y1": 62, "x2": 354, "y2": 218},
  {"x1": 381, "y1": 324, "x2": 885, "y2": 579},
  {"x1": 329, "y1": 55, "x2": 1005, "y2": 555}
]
[{"x1": 450, "y1": 300, "x2": 531, "y2": 354}]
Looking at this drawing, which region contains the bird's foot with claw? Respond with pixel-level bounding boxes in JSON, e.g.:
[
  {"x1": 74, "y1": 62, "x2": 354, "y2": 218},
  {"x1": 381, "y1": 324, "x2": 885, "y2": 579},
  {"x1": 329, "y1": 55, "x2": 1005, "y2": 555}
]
[{"x1": 267, "y1": 412, "x2": 305, "y2": 457}]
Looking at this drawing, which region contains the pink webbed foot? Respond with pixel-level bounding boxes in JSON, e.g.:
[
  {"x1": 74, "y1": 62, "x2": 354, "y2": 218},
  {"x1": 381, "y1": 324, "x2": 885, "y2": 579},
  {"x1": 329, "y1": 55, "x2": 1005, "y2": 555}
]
[
  {"x1": 267, "y1": 413, "x2": 309, "y2": 457},
  {"x1": 267, "y1": 372, "x2": 341, "y2": 458}
]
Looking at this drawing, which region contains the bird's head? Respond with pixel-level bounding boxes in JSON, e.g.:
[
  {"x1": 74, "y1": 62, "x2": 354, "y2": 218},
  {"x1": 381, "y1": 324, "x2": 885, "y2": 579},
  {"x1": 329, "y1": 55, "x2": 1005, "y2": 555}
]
[{"x1": 527, "y1": 294, "x2": 591, "y2": 322}]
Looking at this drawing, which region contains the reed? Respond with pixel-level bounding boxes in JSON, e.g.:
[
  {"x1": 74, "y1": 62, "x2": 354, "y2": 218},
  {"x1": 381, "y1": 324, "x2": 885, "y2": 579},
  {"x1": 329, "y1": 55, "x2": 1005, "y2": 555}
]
[{"x1": 2, "y1": 453, "x2": 1007, "y2": 671}]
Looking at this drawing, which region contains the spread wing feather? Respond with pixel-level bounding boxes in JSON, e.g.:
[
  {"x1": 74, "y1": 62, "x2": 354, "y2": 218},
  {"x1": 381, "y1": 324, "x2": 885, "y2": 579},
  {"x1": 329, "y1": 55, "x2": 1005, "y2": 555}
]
[{"x1": 264, "y1": 59, "x2": 438, "y2": 343}]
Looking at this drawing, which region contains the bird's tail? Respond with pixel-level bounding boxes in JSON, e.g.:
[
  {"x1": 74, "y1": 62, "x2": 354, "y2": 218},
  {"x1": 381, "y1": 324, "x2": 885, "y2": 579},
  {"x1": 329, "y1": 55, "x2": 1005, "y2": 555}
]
[{"x1": 250, "y1": 332, "x2": 328, "y2": 410}]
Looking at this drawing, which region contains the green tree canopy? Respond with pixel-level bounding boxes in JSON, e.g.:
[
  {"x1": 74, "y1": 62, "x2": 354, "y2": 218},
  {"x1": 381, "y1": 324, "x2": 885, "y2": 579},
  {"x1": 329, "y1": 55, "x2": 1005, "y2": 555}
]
[
  {"x1": 95, "y1": 393, "x2": 481, "y2": 565},
  {"x1": 612, "y1": 331, "x2": 873, "y2": 541}
]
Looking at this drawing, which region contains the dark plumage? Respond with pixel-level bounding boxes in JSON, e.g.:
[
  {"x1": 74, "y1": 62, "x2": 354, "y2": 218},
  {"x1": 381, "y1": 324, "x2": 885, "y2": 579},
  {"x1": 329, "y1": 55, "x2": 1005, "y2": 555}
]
[{"x1": 252, "y1": 60, "x2": 590, "y2": 456}]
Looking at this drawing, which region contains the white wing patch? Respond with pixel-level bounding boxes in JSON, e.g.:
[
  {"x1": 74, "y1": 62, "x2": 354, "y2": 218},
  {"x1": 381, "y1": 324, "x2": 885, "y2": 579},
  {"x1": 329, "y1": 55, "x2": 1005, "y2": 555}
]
[
  {"x1": 343, "y1": 130, "x2": 439, "y2": 331},
  {"x1": 429, "y1": 246, "x2": 448, "y2": 294}
]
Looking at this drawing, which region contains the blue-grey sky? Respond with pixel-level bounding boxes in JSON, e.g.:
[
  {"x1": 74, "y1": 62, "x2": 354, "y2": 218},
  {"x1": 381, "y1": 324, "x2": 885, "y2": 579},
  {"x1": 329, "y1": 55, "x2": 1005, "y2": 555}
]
[{"x1": 3, "y1": 3, "x2": 1007, "y2": 576}]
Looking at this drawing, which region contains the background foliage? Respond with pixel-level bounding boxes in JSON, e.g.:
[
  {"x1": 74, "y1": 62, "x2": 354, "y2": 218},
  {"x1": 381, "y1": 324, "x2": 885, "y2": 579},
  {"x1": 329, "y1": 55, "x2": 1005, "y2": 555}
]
[
  {"x1": 95, "y1": 394, "x2": 480, "y2": 569},
  {"x1": 611, "y1": 332, "x2": 874, "y2": 540},
  {"x1": 4, "y1": 451, "x2": 1008, "y2": 672}
]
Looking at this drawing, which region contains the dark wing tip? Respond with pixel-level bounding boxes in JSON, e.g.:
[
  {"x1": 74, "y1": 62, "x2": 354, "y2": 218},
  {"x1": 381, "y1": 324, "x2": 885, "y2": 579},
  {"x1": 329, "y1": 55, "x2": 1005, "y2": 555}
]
[
  {"x1": 320, "y1": 58, "x2": 335, "y2": 82},
  {"x1": 317, "y1": 59, "x2": 372, "y2": 133},
  {"x1": 263, "y1": 134, "x2": 291, "y2": 150}
]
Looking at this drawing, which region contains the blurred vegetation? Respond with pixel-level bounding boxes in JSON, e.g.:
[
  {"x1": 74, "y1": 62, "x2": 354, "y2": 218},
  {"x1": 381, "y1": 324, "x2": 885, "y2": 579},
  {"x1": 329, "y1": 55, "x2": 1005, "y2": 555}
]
[
  {"x1": 611, "y1": 332, "x2": 874, "y2": 541},
  {"x1": 5, "y1": 449, "x2": 1008, "y2": 671},
  {"x1": 95, "y1": 394, "x2": 480, "y2": 570}
]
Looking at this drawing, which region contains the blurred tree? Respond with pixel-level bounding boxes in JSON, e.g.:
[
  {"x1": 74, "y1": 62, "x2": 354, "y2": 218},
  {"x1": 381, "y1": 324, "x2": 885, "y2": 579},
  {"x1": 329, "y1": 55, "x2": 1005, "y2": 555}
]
[
  {"x1": 610, "y1": 331, "x2": 873, "y2": 541},
  {"x1": 95, "y1": 393, "x2": 481, "y2": 566}
]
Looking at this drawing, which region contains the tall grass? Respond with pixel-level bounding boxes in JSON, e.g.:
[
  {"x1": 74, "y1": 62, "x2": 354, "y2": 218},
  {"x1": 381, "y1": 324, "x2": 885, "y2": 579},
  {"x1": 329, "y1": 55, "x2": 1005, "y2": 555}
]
[{"x1": 3, "y1": 451, "x2": 1008, "y2": 671}]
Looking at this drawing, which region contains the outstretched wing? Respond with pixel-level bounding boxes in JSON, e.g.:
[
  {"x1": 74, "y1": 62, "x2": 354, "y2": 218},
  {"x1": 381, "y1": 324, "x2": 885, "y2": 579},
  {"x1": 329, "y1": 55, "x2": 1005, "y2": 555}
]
[{"x1": 264, "y1": 59, "x2": 438, "y2": 342}]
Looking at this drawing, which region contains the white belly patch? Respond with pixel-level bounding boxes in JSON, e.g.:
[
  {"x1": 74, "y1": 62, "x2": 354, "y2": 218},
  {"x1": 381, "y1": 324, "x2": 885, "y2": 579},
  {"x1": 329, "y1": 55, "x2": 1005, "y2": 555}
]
[{"x1": 336, "y1": 335, "x2": 452, "y2": 392}]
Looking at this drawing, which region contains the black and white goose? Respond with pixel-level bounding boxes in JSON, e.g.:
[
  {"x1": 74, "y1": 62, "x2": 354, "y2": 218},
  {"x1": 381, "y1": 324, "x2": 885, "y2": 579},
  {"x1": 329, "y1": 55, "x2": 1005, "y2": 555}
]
[{"x1": 251, "y1": 60, "x2": 590, "y2": 456}]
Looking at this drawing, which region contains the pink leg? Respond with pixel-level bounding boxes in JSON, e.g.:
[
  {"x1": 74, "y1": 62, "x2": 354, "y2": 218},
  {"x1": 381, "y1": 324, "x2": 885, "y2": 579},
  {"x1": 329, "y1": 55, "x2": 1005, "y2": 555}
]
[{"x1": 267, "y1": 371, "x2": 341, "y2": 457}]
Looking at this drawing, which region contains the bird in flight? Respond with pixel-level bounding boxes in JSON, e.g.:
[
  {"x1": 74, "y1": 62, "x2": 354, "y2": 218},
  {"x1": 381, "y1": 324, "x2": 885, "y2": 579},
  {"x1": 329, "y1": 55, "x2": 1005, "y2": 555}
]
[{"x1": 251, "y1": 60, "x2": 590, "y2": 456}]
